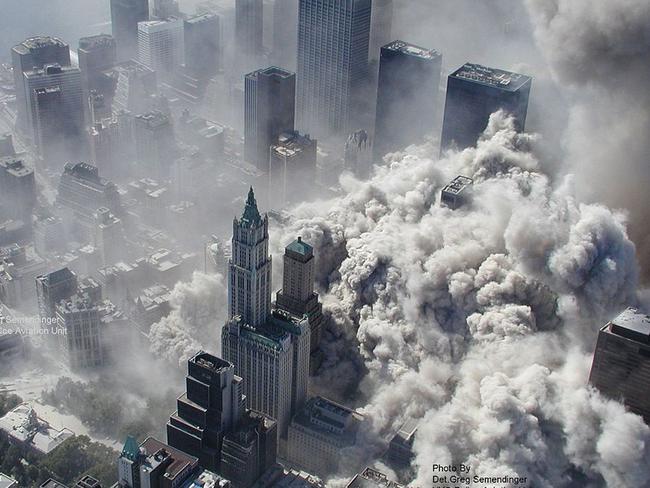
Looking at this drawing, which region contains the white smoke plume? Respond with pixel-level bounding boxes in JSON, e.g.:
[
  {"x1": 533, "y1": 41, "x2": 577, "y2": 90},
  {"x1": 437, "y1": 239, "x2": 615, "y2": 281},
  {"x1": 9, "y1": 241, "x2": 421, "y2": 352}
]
[
  {"x1": 149, "y1": 271, "x2": 227, "y2": 366},
  {"x1": 524, "y1": 0, "x2": 650, "y2": 278},
  {"x1": 270, "y1": 112, "x2": 647, "y2": 486}
]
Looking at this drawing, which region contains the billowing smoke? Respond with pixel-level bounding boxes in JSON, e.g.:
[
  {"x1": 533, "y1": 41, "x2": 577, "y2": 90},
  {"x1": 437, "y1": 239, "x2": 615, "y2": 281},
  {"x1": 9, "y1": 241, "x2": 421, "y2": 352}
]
[
  {"x1": 269, "y1": 112, "x2": 648, "y2": 485},
  {"x1": 149, "y1": 271, "x2": 227, "y2": 366},
  {"x1": 524, "y1": 0, "x2": 650, "y2": 279}
]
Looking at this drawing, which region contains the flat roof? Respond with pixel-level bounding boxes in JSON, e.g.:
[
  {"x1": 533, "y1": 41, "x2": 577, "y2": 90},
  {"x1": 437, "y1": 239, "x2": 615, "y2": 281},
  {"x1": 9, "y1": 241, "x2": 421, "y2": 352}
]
[
  {"x1": 13, "y1": 36, "x2": 68, "y2": 54},
  {"x1": 451, "y1": 63, "x2": 531, "y2": 91},
  {"x1": 140, "y1": 437, "x2": 198, "y2": 479},
  {"x1": 382, "y1": 40, "x2": 440, "y2": 60},
  {"x1": 441, "y1": 175, "x2": 473, "y2": 195},
  {"x1": 609, "y1": 308, "x2": 650, "y2": 342},
  {"x1": 247, "y1": 66, "x2": 295, "y2": 79}
]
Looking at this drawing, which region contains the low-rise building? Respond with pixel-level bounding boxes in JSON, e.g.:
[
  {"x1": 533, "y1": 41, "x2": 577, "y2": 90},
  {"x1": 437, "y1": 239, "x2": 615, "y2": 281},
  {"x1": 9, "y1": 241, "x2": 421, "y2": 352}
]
[{"x1": 286, "y1": 397, "x2": 365, "y2": 477}]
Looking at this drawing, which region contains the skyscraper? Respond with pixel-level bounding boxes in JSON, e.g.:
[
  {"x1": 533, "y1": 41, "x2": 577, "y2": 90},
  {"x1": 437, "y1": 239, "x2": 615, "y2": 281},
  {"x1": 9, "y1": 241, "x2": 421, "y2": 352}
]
[
  {"x1": 149, "y1": 0, "x2": 180, "y2": 19},
  {"x1": 275, "y1": 237, "x2": 323, "y2": 352},
  {"x1": 227, "y1": 187, "x2": 272, "y2": 327},
  {"x1": 11, "y1": 37, "x2": 71, "y2": 133},
  {"x1": 35, "y1": 267, "x2": 78, "y2": 319},
  {"x1": 167, "y1": 352, "x2": 245, "y2": 470},
  {"x1": 0, "y1": 157, "x2": 36, "y2": 224},
  {"x1": 78, "y1": 35, "x2": 118, "y2": 110},
  {"x1": 368, "y1": 0, "x2": 393, "y2": 61},
  {"x1": 55, "y1": 292, "x2": 104, "y2": 369},
  {"x1": 440, "y1": 62, "x2": 532, "y2": 152},
  {"x1": 235, "y1": 0, "x2": 263, "y2": 60},
  {"x1": 272, "y1": 0, "x2": 298, "y2": 71},
  {"x1": 373, "y1": 40, "x2": 441, "y2": 161},
  {"x1": 244, "y1": 67, "x2": 296, "y2": 171},
  {"x1": 137, "y1": 18, "x2": 185, "y2": 78},
  {"x1": 133, "y1": 111, "x2": 175, "y2": 179},
  {"x1": 110, "y1": 0, "x2": 149, "y2": 61},
  {"x1": 184, "y1": 13, "x2": 221, "y2": 79},
  {"x1": 268, "y1": 131, "x2": 316, "y2": 208},
  {"x1": 222, "y1": 189, "x2": 310, "y2": 443},
  {"x1": 589, "y1": 308, "x2": 650, "y2": 423},
  {"x1": 297, "y1": 0, "x2": 372, "y2": 136},
  {"x1": 23, "y1": 64, "x2": 85, "y2": 165}
]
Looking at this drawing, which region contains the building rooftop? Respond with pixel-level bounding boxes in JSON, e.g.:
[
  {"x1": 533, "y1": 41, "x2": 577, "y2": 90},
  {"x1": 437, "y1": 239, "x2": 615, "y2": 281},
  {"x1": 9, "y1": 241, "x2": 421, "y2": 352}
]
[
  {"x1": 191, "y1": 351, "x2": 233, "y2": 373},
  {"x1": 382, "y1": 40, "x2": 440, "y2": 60},
  {"x1": 185, "y1": 12, "x2": 219, "y2": 24},
  {"x1": 136, "y1": 110, "x2": 171, "y2": 129},
  {"x1": 441, "y1": 175, "x2": 473, "y2": 196},
  {"x1": 40, "y1": 480, "x2": 69, "y2": 488},
  {"x1": 140, "y1": 437, "x2": 199, "y2": 480},
  {"x1": 451, "y1": 63, "x2": 531, "y2": 92},
  {"x1": 291, "y1": 396, "x2": 363, "y2": 445},
  {"x1": 37, "y1": 267, "x2": 76, "y2": 286},
  {"x1": 346, "y1": 468, "x2": 403, "y2": 488},
  {"x1": 0, "y1": 157, "x2": 33, "y2": 177},
  {"x1": 608, "y1": 308, "x2": 650, "y2": 343},
  {"x1": 0, "y1": 403, "x2": 74, "y2": 455},
  {"x1": 271, "y1": 132, "x2": 315, "y2": 158},
  {"x1": 247, "y1": 66, "x2": 295, "y2": 80},
  {"x1": 13, "y1": 36, "x2": 68, "y2": 54},
  {"x1": 73, "y1": 476, "x2": 101, "y2": 488},
  {"x1": 0, "y1": 473, "x2": 18, "y2": 488},
  {"x1": 239, "y1": 187, "x2": 263, "y2": 227},
  {"x1": 180, "y1": 469, "x2": 231, "y2": 488},
  {"x1": 286, "y1": 237, "x2": 313, "y2": 257},
  {"x1": 78, "y1": 34, "x2": 115, "y2": 51}
]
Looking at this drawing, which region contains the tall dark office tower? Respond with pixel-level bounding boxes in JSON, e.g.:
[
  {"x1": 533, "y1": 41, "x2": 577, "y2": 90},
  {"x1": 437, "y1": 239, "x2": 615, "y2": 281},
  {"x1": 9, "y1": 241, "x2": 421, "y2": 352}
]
[
  {"x1": 235, "y1": 0, "x2": 263, "y2": 60},
  {"x1": 228, "y1": 187, "x2": 272, "y2": 327},
  {"x1": 297, "y1": 0, "x2": 372, "y2": 136},
  {"x1": 220, "y1": 411, "x2": 277, "y2": 488},
  {"x1": 184, "y1": 13, "x2": 221, "y2": 79},
  {"x1": 373, "y1": 40, "x2": 441, "y2": 161},
  {"x1": 110, "y1": 0, "x2": 149, "y2": 61},
  {"x1": 589, "y1": 308, "x2": 650, "y2": 424},
  {"x1": 167, "y1": 352, "x2": 245, "y2": 470},
  {"x1": 368, "y1": 0, "x2": 393, "y2": 61},
  {"x1": 78, "y1": 35, "x2": 118, "y2": 100},
  {"x1": 11, "y1": 37, "x2": 71, "y2": 133},
  {"x1": 440, "y1": 62, "x2": 532, "y2": 152},
  {"x1": 272, "y1": 0, "x2": 298, "y2": 71},
  {"x1": 35, "y1": 267, "x2": 78, "y2": 319},
  {"x1": 23, "y1": 64, "x2": 85, "y2": 165},
  {"x1": 244, "y1": 67, "x2": 296, "y2": 171},
  {"x1": 275, "y1": 237, "x2": 323, "y2": 352}
]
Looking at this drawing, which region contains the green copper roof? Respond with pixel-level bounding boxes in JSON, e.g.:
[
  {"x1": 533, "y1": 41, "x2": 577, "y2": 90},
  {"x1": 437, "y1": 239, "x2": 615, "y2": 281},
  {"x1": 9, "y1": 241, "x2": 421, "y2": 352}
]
[
  {"x1": 286, "y1": 236, "x2": 312, "y2": 256},
  {"x1": 121, "y1": 435, "x2": 140, "y2": 461},
  {"x1": 240, "y1": 187, "x2": 262, "y2": 226}
]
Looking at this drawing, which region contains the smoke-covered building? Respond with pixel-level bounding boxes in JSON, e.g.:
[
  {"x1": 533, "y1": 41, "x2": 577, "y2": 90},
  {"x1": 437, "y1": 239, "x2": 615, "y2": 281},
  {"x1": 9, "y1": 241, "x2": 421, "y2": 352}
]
[
  {"x1": 0, "y1": 157, "x2": 36, "y2": 224},
  {"x1": 268, "y1": 132, "x2": 316, "y2": 208},
  {"x1": 103, "y1": 60, "x2": 157, "y2": 114},
  {"x1": 11, "y1": 36, "x2": 71, "y2": 133},
  {"x1": 137, "y1": 18, "x2": 185, "y2": 78},
  {"x1": 440, "y1": 63, "x2": 532, "y2": 151},
  {"x1": 244, "y1": 67, "x2": 296, "y2": 172},
  {"x1": 275, "y1": 237, "x2": 323, "y2": 352},
  {"x1": 55, "y1": 290, "x2": 105, "y2": 369},
  {"x1": 56, "y1": 162, "x2": 122, "y2": 222},
  {"x1": 589, "y1": 308, "x2": 650, "y2": 424},
  {"x1": 24, "y1": 64, "x2": 85, "y2": 165},
  {"x1": 440, "y1": 175, "x2": 473, "y2": 210},
  {"x1": 235, "y1": 0, "x2": 263, "y2": 61},
  {"x1": 150, "y1": 0, "x2": 181, "y2": 19},
  {"x1": 368, "y1": 0, "x2": 393, "y2": 62},
  {"x1": 297, "y1": 0, "x2": 371, "y2": 136},
  {"x1": 373, "y1": 41, "x2": 441, "y2": 160},
  {"x1": 385, "y1": 419, "x2": 417, "y2": 469},
  {"x1": 110, "y1": 0, "x2": 149, "y2": 61},
  {"x1": 35, "y1": 267, "x2": 78, "y2": 319},
  {"x1": 0, "y1": 134, "x2": 15, "y2": 158},
  {"x1": 134, "y1": 111, "x2": 176, "y2": 179},
  {"x1": 344, "y1": 129, "x2": 372, "y2": 179},
  {"x1": 184, "y1": 13, "x2": 221, "y2": 79},
  {"x1": 93, "y1": 207, "x2": 125, "y2": 266},
  {"x1": 272, "y1": 0, "x2": 298, "y2": 71},
  {"x1": 78, "y1": 35, "x2": 118, "y2": 104},
  {"x1": 287, "y1": 396, "x2": 365, "y2": 477}
]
